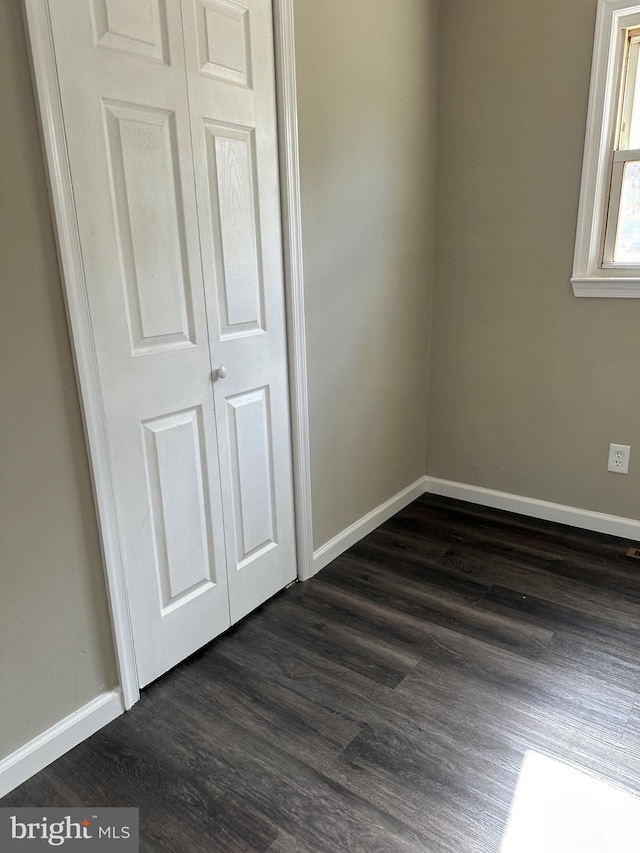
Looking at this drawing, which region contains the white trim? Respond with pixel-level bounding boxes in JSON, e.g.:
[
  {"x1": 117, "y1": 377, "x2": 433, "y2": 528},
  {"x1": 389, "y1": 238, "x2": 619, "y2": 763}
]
[
  {"x1": 424, "y1": 477, "x2": 640, "y2": 540},
  {"x1": 22, "y1": 0, "x2": 139, "y2": 709},
  {"x1": 572, "y1": 0, "x2": 640, "y2": 298},
  {"x1": 21, "y1": 0, "x2": 313, "y2": 704},
  {"x1": 312, "y1": 477, "x2": 429, "y2": 575},
  {"x1": 273, "y1": 0, "x2": 314, "y2": 582},
  {"x1": 571, "y1": 276, "x2": 640, "y2": 296},
  {"x1": 0, "y1": 690, "x2": 124, "y2": 799}
]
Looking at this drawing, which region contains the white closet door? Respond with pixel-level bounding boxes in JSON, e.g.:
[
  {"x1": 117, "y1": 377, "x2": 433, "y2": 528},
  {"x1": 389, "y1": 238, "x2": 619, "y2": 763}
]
[
  {"x1": 46, "y1": 0, "x2": 297, "y2": 687},
  {"x1": 181, "y1": 0, "x2": 297, "y2": 621},
  {"x1": 48, "y1": 1, "x2": 231, "y2": 687}
]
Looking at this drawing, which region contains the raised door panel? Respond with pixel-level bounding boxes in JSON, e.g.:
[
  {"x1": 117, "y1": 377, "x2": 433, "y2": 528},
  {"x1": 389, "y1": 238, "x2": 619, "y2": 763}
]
[
  {"x1": 103, "y1": 102, "x2": 196, "y2": 353},
  {"x1": 204, "y1": 122, "x2": 265, "y2": 338},
  {"x1": 226, "y1": 388, "x2": 277, "y2": 566},
  {"x1": 92, "y1": 0, "x2": 169, "y2": 63},
  {"x1": 142, "y1": 408, "x2": 218, "y2": 608},
  {"x1": 195, "y1": 0, "x2": 252, "y2": 86}
]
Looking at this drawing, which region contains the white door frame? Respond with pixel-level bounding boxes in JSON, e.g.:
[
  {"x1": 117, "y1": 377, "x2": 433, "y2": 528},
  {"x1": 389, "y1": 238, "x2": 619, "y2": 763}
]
[{"x1": 22, "y1": 0, "x2": 313, "y2": 710}]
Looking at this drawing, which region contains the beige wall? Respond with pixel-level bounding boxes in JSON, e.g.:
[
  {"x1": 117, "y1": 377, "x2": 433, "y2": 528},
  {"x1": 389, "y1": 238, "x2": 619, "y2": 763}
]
[
  {"x1": 429, "y1": 0, "x2": 640, "y2": 520},
  {"x1": 0, "y1": 0, "x2": 117, "y2": 760},
  {"x1": 294, "y1": 0, "x2": 437, "y2": 548}
]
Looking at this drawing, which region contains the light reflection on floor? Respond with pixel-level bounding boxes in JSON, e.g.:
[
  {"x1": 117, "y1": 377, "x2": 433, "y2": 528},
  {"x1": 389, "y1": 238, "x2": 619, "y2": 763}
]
[{"x1": 500, "y1": 751, "x2": 640, "y2": 852}]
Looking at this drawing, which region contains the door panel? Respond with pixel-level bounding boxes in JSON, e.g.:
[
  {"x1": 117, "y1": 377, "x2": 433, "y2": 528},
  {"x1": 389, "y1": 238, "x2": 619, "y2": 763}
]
[
  {"x1": 182, "y1": 0, "x2": 297, "y2": 622},
  {"x1": 226, "y1": 387, "x2": 278, "y2": 564},
  {"x1": 141, "y1": 407, "x2": 218, "y2": 606},
  {"x1": 91, "y1": 0, "x2": 169, "y2": 63},
  {"x1": 102, "y1": 102, "x2": 196, "y2": 353},
  {"x1": 195, "y1": 0, "x2": 252, "y2": 86},
  {"x1": 204, "y1": 123, "x2": 265, "y2": 337}
]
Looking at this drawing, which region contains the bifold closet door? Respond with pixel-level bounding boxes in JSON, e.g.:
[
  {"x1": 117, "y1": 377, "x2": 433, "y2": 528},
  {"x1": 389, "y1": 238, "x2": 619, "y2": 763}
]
[
  {"x1": 46, "y1": 0, "x2": 296, "y2": 688},
  {"x1": 181, "y1": 0, "x2": 296, "y2": 622}
]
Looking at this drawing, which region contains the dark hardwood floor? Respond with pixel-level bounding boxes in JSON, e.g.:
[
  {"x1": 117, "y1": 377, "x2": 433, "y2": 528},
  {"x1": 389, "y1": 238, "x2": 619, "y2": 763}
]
[{"x1": 4, "y1": 494, "x2": 640, "y2": 851}]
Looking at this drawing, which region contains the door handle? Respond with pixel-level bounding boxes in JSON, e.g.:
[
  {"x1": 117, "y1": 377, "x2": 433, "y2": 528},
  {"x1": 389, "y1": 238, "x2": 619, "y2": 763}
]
[{"x1": 215, "y1": 365, "x2": 228, "y2": 380}]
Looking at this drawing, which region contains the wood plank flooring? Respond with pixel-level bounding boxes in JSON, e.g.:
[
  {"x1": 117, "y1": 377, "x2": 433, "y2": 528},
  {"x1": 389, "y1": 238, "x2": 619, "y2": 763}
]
[{"x1": 4, "y1": 494, "x2": 640, "y2": 851}]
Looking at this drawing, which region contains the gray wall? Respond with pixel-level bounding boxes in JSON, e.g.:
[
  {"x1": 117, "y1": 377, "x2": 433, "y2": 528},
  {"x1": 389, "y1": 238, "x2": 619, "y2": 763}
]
[
  {"x1": 429, "y1": 0, "x2": 640, "y2": 519},
  {"x1": 0, "y1": 0, "x2": 117, "y2": 760},
  {"x1": 294, "y1": 0, "x2": 437, "y2": 548}
]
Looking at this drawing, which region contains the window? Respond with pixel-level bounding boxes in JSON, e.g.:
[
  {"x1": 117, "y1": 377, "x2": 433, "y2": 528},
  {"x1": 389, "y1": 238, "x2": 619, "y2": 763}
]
[
  {"x1": 572, "y1": 0, "x2": 640, "y2": 297},
  {"x1": 603, "y1": 26, "x2": 640, "y2": 265}
]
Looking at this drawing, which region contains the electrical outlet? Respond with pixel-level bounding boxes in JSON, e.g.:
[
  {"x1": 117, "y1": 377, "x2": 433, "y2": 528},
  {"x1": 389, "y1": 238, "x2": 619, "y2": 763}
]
[{"x1": 607, "y1": 443, "x2": 631, "y2": 474}]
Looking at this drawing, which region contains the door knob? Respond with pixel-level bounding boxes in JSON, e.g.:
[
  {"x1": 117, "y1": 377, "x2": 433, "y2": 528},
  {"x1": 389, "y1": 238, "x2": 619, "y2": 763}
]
[{"x1": 216, "y1": 365, "x2": 228, "y2": 379}]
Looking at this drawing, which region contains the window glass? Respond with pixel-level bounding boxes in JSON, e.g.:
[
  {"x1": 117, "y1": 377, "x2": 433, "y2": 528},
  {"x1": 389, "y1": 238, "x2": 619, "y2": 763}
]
[{"x1": 613, "y1": 160, "x2": 640, "y2": 262}]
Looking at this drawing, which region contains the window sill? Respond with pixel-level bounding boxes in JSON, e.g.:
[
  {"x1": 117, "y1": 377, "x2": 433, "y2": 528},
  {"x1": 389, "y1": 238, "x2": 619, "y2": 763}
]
[{"x1": 571, "y1": 277, "x2": 640, "y2": 297}]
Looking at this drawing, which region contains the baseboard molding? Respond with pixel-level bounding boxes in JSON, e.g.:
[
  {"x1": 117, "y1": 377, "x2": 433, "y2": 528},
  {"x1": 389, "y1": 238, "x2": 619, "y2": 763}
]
[
  {"x1": 424, "y1": 477, "x2": 640, "y2": 540},
  {"x1": 311, "y1": 476, "x2": 428, "y2": 576},
  {"x1": 0, "y1": 689, "x2": 124, "y2": 799}
]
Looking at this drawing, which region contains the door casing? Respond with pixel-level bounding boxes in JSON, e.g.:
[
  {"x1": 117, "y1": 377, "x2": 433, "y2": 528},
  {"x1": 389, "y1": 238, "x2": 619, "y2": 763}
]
[{"x1": 22, "y1": 0, "x2": 313, "y2": 709}]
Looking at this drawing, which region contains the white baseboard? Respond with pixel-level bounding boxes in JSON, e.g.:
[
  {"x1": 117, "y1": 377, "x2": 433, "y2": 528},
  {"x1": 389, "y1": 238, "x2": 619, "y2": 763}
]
[
  {"x1": 424, "y1": 477, "x2": 640, "y2": 540},
  {"x1": 0, "y1": 689, "x2": 124, "y2": 799},
  {"x1": 311, "y1": 476, "x2": 428, "y2": 576}
]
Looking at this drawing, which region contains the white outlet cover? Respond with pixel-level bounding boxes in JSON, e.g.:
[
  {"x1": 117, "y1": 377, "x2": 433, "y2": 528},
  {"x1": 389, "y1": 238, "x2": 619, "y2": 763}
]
[{"x1": 607, "y1": 443, "x2": 631, "y2": 474}]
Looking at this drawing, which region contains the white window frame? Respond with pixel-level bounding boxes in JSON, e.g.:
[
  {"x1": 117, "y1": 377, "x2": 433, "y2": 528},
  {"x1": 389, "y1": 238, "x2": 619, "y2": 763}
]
[{"x1": 572, "y1": 0, "x2": 640, "y2": 297}]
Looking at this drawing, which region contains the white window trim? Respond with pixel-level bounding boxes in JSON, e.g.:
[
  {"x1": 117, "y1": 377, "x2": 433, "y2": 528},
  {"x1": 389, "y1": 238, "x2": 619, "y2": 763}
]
[{"x1": 572, "y1": 0, "x2": 640, "y2": 297}]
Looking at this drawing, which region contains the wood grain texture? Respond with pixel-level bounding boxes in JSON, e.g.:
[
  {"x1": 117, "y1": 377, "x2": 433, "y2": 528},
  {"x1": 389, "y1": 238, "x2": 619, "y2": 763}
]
[{"x1": 4, "y1": 493, "x2": 640, "y2": 850}]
